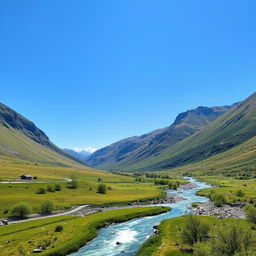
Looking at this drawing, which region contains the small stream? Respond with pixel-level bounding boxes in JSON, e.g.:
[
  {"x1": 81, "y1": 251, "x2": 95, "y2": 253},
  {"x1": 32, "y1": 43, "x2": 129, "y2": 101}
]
[{"x1": 70, "y1": 178, "x2": 212, "y2": 256}]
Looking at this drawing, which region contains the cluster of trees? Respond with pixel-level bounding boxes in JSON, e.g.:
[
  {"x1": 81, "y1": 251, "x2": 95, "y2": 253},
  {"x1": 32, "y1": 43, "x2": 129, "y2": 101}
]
[
  {"x1": 182, "y1": 215, "x2": 256, "y2": 256},
  {"x1": 36, "y1": 184, "x2": 62, "y2": 194},
  {"x1": 145, "y1": 173, "x2": 171, "y2": 179},
  {"x1": 11, "y1": 200, "x2": 56, "y2": 218},
  {"x1": 154, "y1": 179, "x2": 179, "y2": 190}
]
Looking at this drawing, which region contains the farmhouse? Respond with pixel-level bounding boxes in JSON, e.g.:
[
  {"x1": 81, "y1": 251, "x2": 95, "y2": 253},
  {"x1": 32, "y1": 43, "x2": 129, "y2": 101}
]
[{"x1": 20, "y1": 174, "x2": 33, "y2": 180}]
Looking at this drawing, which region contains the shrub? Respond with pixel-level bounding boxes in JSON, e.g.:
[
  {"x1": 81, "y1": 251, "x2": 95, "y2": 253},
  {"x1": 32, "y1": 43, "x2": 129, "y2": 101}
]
[
  {"x1": 55, "y1": 225, "x2": 64, "y2": 232},
  {"x1": 36, "y1": 187, "x2": 46, "y2": 194},
  {"x1": 97, "y1": 184, "x2": 107, "y2": 194},
  {"x1": 245, "y1": 205, "x2": 256, "y2": 224},
  {"x1": 181, "y1": 215, "x2": 209, "y2": 245},
  {"x1": 213, "y1": 193, "x2": 226, "y2": 207},
  {"x1": 11, "y1": 202, "x2": 32, "y2": 218},
  {"x1": 41, "y1": 200, "x2": 55, "y2": 213},
  {"x1": 47, "y1": 185, "x2": 55, "y2": 192},
  {"x1": 236, "y1": 189, "x2": 245, "y2": 197},
  {"x1": 55, "y1": 184, "x2": 62, "y2": 191},
  {"x1": 194, "y1": 223, "x2": 256, "y2": 256},
  {"x1": 108, "y1": 186, "x2": 112, "y2": 190},
  {"x1": 68, "y1": 175, "x2": 79, "y2": 189},
  {"x1": 168, "y1": 182, "x2": 178, "y2": 190}
]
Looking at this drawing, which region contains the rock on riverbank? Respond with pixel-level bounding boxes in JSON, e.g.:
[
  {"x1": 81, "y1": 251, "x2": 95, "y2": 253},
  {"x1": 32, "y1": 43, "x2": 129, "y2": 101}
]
[{"x1": 189, "y1": 201, "x2": 245, "y2": 219}]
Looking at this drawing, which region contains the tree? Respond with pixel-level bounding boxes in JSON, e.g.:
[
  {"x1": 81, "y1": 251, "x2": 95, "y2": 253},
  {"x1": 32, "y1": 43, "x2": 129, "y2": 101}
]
[
  {"x1": 47, "y1": 185, "x2": 55, "y2": 192},
  {"x1": 55, "y1": 184, "x2": 62, "y2": 191},
  {"x1": 36, "y1": 187, "x2": 46, "y2": 194},
  {"x1": 41, "y1": 200, "x2": 55, "y2": 213},
  {"x1": 11, "y1": 202, "x2": 32, "y2": 218},
  {"x1": 236, "y1": 189, "x2": 245, "y2": 197},
  {"x1": 213, "y1": 193, "x2": 226, "y2": 207},
  {"x1": 97, "y1": 184, "x2": 107, "y2": 194},
  {"x1": 245, "y1": 205, "x2": 256, "y2": 224},
  {"x1": 68, "y1": 175, "x2": 79, "y2": 189},
  {"x1": 181, "y1": 215, "x2": 209, "y2": 245}
]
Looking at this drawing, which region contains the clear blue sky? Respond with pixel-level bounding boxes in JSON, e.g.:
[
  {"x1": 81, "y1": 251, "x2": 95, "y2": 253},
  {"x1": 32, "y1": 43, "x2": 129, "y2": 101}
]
[{"x1": 1, "y1": 0, "x2": 255, "y2": 149}]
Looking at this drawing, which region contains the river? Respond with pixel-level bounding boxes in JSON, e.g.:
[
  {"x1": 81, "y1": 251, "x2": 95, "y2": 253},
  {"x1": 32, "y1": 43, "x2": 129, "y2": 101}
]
[{"x1": 70, "y1": 178, "x2": 211, "y2": 256}]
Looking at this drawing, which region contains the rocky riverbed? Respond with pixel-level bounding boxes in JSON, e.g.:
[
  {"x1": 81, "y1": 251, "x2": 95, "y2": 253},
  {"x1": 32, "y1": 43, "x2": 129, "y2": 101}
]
[{"x1": 189, "y1": 201, "x2": 245, "y2": 219}]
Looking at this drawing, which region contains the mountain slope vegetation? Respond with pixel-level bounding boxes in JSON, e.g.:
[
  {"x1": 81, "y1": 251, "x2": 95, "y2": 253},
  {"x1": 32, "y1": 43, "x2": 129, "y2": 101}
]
[
  {"x1": 86, "y1": 105, "x2": 233, "y2": 170},
  {"x1": 0, "y1": 103, "x2": 84, "y2": 167},
  {"x1": 125, "y1": 92, "x2": 256, "y2": 172}
]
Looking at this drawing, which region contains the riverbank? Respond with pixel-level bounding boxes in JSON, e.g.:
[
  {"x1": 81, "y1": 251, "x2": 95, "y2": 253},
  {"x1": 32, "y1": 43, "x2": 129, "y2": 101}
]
[
  {"x1": 4, "y1": 188, "x2": 183, "y2": 225},
  {"x1": 0, "y1": 206, "x2": 170, "y2": 256},
  {"x1": 189, "y1": 201, "x2": 245, "y2": 218}
]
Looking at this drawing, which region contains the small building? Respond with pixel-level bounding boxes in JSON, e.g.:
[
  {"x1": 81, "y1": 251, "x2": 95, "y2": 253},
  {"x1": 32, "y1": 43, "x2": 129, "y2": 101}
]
[{"x1": 20, "y1": 174, "x2": 33, "y2": 180}]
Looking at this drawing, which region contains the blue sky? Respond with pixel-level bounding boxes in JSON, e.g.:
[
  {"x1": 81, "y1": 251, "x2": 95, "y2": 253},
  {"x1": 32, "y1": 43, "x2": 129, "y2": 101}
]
[{"x1": 1, "y1": 0, "x2": 256, "y2": 150}]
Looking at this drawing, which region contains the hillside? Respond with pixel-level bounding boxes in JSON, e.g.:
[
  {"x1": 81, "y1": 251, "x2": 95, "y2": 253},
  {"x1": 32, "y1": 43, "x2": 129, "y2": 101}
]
[
  {"x1": 86, "y1": 105, "x2": 233, "y2": 170},
  {"x1": 0, "y1": 103, "x2": 84, "y2": 167},
  {"x1": 124, "y1": 92, "x2": 256, "y2": 172},
  {"x1": 173, "y1": 135, "x2": 256, "y2": 177}
]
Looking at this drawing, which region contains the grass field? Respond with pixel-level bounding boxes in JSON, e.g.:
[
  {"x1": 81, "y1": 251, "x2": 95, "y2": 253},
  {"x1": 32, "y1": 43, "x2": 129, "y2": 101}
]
[
  {"x1": 195, "y1": 175, "x2": 256, "y2": 204},
  {"x1": 136, "y1": 215, "x2": 255, "y2": 256},
  {"x1": 0, "y1": 206, "x2": 170, "y2": 256}
]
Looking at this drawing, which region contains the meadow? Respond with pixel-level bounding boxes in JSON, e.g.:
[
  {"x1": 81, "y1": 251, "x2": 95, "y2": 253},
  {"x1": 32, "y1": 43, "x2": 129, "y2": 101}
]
[
  {"x1": 0, "y1": 158, "x2": 187, "y2": 218},
  {"x1": 195, "y1": 175, "x2": 256, "y2": 205},
  {"x1": 0, "y1": 206, "x2": 170, "y2": 256}
]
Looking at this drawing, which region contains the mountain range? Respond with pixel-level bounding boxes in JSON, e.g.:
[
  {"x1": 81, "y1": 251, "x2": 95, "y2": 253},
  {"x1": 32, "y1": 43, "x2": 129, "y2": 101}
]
[
  {"x1": 1, "y1": 92, "x2": 255, "y2": 175},
  {"x1": 86, "y1": 92, "x2": 256, "y2": 173},
  {"x1": 86, "y1": 104, "x2": 235, "y2": 170}
]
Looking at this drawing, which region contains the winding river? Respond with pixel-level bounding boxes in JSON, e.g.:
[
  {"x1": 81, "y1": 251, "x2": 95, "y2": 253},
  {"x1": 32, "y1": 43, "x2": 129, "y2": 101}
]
[{"x1": 70, "y1": 178, "x2": 211, "y2": 256}]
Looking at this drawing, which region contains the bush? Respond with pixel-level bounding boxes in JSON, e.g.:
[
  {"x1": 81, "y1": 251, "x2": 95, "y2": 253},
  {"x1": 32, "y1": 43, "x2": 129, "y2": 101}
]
[
  {"x1": 236, "y1": 189, "x2": 245, "y2": 197},
  {"x1": 213, "y1": 193, "x2": 226, "y2": 207},
  {"x1": 245, "y1": 205, "x2": 256, "y2": 224},
  {"x1": 68, "y1": 175, "x2": 79, "y2": 189},
  {"x1": 47, "y1": 185, "x2": 55, "y2": 192},
  {"x1": 168, "y1": 182, "x2": 178, "y2": 190},
  {"x1": 194, "y1": 223, "x2": 256, "y2": 256},
  {"x1": 97, "y1": 184, "x2": 107, "y2": 194},
  {"x1": 11, "y1": 202, "x2": 32, "y2": 218},
  {"x1": 55, "y1": 184, "x2": 62, "y2": 191},
  {"x1": 181, "y1": 215, "x2": 209, "y2": 245},
  {"x1": 41, "y1": 200, "x2": 55, "y2": 213},
  {"x1": 36, "y1": 187, "x2": 46, "y2": 194},
  {"x1": 55, "y1": 225, "x2": 64, "y2": 232}
]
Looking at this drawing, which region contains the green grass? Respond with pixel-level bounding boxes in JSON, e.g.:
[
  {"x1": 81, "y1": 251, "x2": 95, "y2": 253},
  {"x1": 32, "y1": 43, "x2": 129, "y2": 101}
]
[
  {"x1": 171, "y1": 135, "x2": 256, "y2": 177},
  {"x1": 136, "y1": 215, "x2": 255, "y2": 256},
  {"x1": 0, "y1": 180, "x2": 165, "y2": 218},
  {"x1": 195, "y1": 175, "x2": 256, "y2": 204},
  {"x1": 0, "y1": 206, "x2": 170, "y2": 256},
  {"x1": 0, "y1": 160, "x2": 185, "y2": 218}
]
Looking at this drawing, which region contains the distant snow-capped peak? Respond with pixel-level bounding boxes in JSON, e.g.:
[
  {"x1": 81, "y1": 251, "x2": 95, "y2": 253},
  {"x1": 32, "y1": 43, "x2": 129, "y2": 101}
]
[{"x1": 72, "y1": 147, "x2": 97, "y2": 154}]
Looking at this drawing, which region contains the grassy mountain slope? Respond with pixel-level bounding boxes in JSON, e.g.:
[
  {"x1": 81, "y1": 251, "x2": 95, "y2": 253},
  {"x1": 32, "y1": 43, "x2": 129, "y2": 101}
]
[
  {"x1": 126, "y1": 92, "x2": 256, "y2": 172},
  {"x1": 0, "y1": 103, "x2": 84, "y2": 167},
  {"x1": 173, "y1": 134, "x2": 256, "y2": 176},
  {"x1": 87, "y1": 105, "x2": 232, "y2": 170}
]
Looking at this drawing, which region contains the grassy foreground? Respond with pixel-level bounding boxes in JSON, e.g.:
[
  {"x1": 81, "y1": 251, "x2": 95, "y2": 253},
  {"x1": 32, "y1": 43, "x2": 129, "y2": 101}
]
[
  {"x1": 0, "y1": 206, "x2": 170, "y2": 256},
  {"x1": 136, "y1": 215, "x2": 255, "y2": 256}
]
